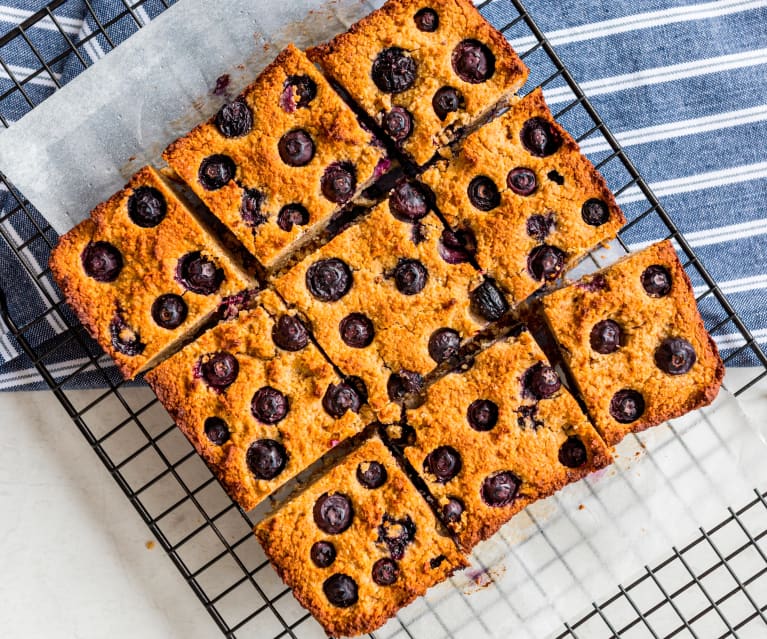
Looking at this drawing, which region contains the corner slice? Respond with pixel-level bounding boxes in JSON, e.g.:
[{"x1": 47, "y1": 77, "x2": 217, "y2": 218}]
[
  {"x1": 541, "y1": 241, "x2": 724, "y2": 446},
  {"x1": 421, "y1": 87, "x2": 625, "y2": 305},
  {"x1": 163, "y1": 44, "x2": 388, "y2": 271},
  {"x1": 399, "y1": 329, "x2": 611, "y2": 551},
  {"x1": 49, "y1": 165, "x2": 255, "y2": 379},
  {"x1": 145, "y1": 290, "x2": 369, "y2": 510},
  {"x1": 309, "y1": 0, "x2": 528, "y2": 166},
  {"x1": 255, "y1": 434, "x2": 466, "y2": 637}
]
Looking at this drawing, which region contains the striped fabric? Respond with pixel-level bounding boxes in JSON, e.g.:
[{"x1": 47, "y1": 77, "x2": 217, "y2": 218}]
[{"x1": 0, "y1": 0, "x2": 765, "y2": 390}]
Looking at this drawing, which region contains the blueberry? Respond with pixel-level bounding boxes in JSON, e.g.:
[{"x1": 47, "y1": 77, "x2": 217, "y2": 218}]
[
  {"x1": 389, "y1": 180, "x2": 431, "y2": 222},
  {"x1": 578, "y1": 273, "x2": 608, "y2": 292},
  {"x1": 339, "y1": 313, "x2": 375, "y2": 348},
  {"x1": 201, "y1": 352, "x2": 239, "y2": 390},
  {"x1": 176, "y1": 252, "x2": 224, "y2": 295},
  {"x1": 442, "y1": 497, "x2": 464, "y2": 524},
  {"x1": 516, "y1": 404, "x2": 544, "y2": 430},
  {"x1": 428, "y1": 328, "x2": 461, "y2": 363},
  {"x1": 470, "y1": 279, "x2": 509, "y2": 322},
  {"x1": 198, "y1": 154, "x2": 236, "y2": 190},
  {"x1": 451, "y1": 39, "x2": 495, "y2": 83},
  {"x1": 109, "y1": 312, "x2": 145, "y2": 356},
  {"x1": 314, "y1": 492, "x2": 353, "y2": 534},
  {"x1": 387, "y1": 369, "x2": 424, "y2": 401},
  {"x1": 430, "y1": 555, "x2": 447, "y2": 569},
  {"x1": 321, "y1": 161, "x2": 356, "y2": 204},
  {"x1": 423, "y1": 446, "x2": 462, "y2": 483},
  {"x1": 310, "y1": 541, "x2": 336, "y2": 568},
  {"x1": 641, "y1": 265, "x2": 672, "y2": 297},
  {"x1": 414, "y1": 7, "x2": 438, "y2": 31},
  {"x1": 393, "y1": 258, "x2": 428, "y2": 295},
  {"x1": 82, "y1": 241, "x2": 123, "y2": 282},
  {"x1": 372, "y1": 558, "x2": 399, "y2": 586},
  {"x1": 306, "y1": 258, "x2": 352, "y2": 302},
  {"x1": 251, "y1": 386, "x2": 289, "y2": 424},
  {"x1": 377, "y1": 514, "x2": 416, "y2": 559},
  {"x1": 559, "y1": 436, "x2": 588, "y2": 468},
  {"x1": 322, "y1": 381, "x2": 363, "y2": 418},
  {"x1": 527, "y1": 244, "x2": 565, "y2": 281},
  {"x1": 382, "y1": 106, "x2": 413, "y2": 142},
  {"x1": 278, "y1": 129, "x2": 315, "y2": 167},
  {"x1": 520, "y1": 117, "x2": 561, "y2": 157},
  {"x1": 522, "y1": 362, "x2": 561, "y2": 399},
  {"x1": 279, "y1": 75, "x2": 317, "y2": 112},
  {"x1": 372, "y1": 47, "x2": 417, "y2": 94},
  {"x1": 467, "y1": 399, "x2": 499, "y2": 431},
  {"x1": 590, "y1": 319, "x2": 623, "y2": 354},
  {"x1": 438, "y1": 228, "x2": 476, "y2": 264},
  {"x1": 481, "y1": 471, "x2": 520, "y2": 507},
  {"x1": 215, "y1": 97, "x2": 253, "y2": 138},
  {"x1": 128, "y1": 186, "x2": 167, "y2": 228},
  {"x1": 655, "y1": 337, "x2": 697, "y2": 375},
  {"x1": 246, "y1": 439, "x2": 287, "y2": 479},
  {"x1": 240, "y1": 188, "x2": 266, "y2": 227},
  {"x1": 151, "y1": 294, "x2": 188, "y2": 329},
  {"x1": 357, "y1": 461, "x2": 387, "y2": 489},
  {"x1": 526, "y1": 214, "x2": 555, "y2": 242},
  {"x1": 432, "y1": 86, "x2": 464, "y2": 120},
  {"x1": 272, "y1": 314, "x2": 309, "y2": 351},
  {"x1": 323, "y1": 574, "x2": 358, "y2": 608},
  {"x1": 204, "y1": 417, "x2": 230, "y2": 445},
  {"x1": 507, "y1": 168, "x2": 537, "y2": 196},
  {"x1": 277, "y1": 203, "x2": 309, "y2": 232},
  {"x1": 547, "y1": 169, "x2": 565, "y2": 185},
  {"x1": 467, "y1": 176, "x2": 500, "y2": 211},
  {"x1": 609, "y1": 389, "x2": 645, "y2": 423},
  {"x1": 582, "y1": 198, "x2": 610, "y2": 226}
]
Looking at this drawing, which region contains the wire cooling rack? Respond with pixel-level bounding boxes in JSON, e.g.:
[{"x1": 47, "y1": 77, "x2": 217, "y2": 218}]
[{"x1": 0, "y1": 1, "x2": 766, "y2": 637}]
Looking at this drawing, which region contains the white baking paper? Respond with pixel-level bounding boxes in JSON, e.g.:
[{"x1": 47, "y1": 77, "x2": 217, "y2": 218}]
[{"x1": 0, "y1": 0, "x2": 381, "y2": 234}]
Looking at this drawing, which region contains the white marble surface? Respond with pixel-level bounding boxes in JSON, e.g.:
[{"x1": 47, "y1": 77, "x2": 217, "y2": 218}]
[{"x1": 0, "y1": 369, "x2": 765, "y2": 639}]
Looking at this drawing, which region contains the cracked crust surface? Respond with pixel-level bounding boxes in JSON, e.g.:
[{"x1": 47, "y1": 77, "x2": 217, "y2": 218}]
[
  {"x1": 49, "y1": 166, "x2": 254, "y2": 379},
  {"x1": 541, "y1": 241, "x2": 724, "y2": 446},
  {"x1": 402, "y1": 331, "x2": 611, "y2": 550},
  {"x1": 422, "y1": 88, "x2": 625, "y2": 305},
  {"x1": 145, "y1": 290, "x2": 369, "y2": 510},
  {"x1": 309, "y1": 0, "x2": 528, "y2": 165},
  {"x1": 272, "y1": 198, "x2": 485, "y2": 422},
  {"x1": 256, "y1": 434, "x2": 466, "y2": 637},
  {"x1": 163, "y1": 44, "x2": 386, "y2": 270}
]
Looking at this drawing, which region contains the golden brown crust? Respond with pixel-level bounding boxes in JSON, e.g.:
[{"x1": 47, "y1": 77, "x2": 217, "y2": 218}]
[
  {"x1": 403, "y1": 331, "x2": 611, "y2": 550},
  {"x1": 272, "y1": 199, "x2": 485, "y2": 422},
  {"x1": 541, "y1": 241, "x2": 724, "y2": 446},
  {"x1": 421, "y1": 87, "x2": 626, "y2": 305},
  {"x1": 309, "y1": 0, "x2": 528, "y2": 165},
  {"x1": 163, "y1": 44, "x2": 385, "y2": 270},
  {"x1": 145, "y1": 290, "x2": 368, "y2": 510},
  {"x1": 255, "y1": 435, "x2": 466, "y2": 637},
  {"x1": 49, "y1": 166, "x2": 254, "y2": 379}
]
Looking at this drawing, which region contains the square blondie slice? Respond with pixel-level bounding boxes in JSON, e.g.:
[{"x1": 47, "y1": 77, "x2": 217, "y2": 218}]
[
  {"x1": 49, "y1": 166, "x2": 255, "y2": 379},
  {"x1": 541, "y1": 241, "x2": 724, "y2": 446},
  {"x1": 309, "y1": 0, "x2": 528, "y2": 166},
  {"x1": 255, "y1": 434, "x2": 466, "y2": 637},
  {"x1": 421, "y1": 88, "x2": 625, "y2": 305},
  {"x1": 145, "y1": 290, "x2": 369, "y2": 510},
  {"x1": 399, "y1": 329, "x2": 611, "y2": 550},
  {"x1": 163, "y1": 44, "x2": 387, "y2": 271},
  {"x1": 273, "y1": 183, "x2": 491, "y2": 422}
]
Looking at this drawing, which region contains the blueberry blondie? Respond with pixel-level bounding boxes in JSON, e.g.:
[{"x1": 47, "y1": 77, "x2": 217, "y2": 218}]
[
  {"x1": 163, "y1": 44, "x2": 387, "y2": 271},
  {"x1": 145, "y1": 290, "x2": 369, "y2": 510},
  {"x1": 541, "y1": 241, "x2": 724, "y2": 446},
  {"x1": 255, "y1": 434, "x2": 466, "y2": 636},
  {"x1": 49, "y1": 166, "x2": 254, "y2": 379},
  {"x1": 309, "y1": 0, "x2": 528, "y2": 166}
]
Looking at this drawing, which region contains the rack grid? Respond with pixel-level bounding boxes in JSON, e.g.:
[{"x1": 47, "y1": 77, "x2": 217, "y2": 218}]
[{"x1": 0, "y1": 1, "x2": 765, "y2": 637}]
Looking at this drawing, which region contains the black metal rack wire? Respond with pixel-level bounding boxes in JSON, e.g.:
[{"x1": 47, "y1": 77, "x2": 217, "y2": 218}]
[{"x1": 0, "y1": 1, "x2": 765, "y2": 637}]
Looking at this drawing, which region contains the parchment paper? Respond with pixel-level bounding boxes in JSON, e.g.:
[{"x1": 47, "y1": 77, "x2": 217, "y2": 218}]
[{"x1": 0, "y1": 0, "x2": 381, "y2": 234}]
